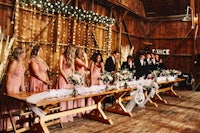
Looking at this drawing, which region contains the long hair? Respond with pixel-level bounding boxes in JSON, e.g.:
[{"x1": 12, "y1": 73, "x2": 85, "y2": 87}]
[
  {"x1": 11, "y1": 47, "x2": 24, "y2": 61},
  {"x1": 75, "y1": 47, "x2": 85, "y2": 59},
  {"x1": 94, "y1": 53, "x2": 103, "y2": 63},
  {"x1": 63, "y1": 44, "x2": 76, "y2": 67},
  {"x1": 30, "y1": 45, "x2": 40, "y2": 57}
]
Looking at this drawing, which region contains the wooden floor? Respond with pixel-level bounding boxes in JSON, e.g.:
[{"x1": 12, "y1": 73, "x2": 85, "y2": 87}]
[{"x1": 49, "y1": 90, "x2": 200, "y2": 133}]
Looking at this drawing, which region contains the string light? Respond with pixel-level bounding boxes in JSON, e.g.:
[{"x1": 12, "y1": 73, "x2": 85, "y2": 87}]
[
  {"x1": 68, "y1": 18, "x2": 72, "y2": 44},
  {"x1": 77, "y1": 19, "x2": 81, "y2": 46},
  {"x1": 62, "y1": 16, "x2": 66, "y2": 45},
  {"x1": 107, "y1": 25, "x2": 112, "y2": 55},
  {"x1": 16, "y1": 0, "x2": 115, "y2": 86},
  {"x1": 15, "y1": 0, "x2": 20, "y2": 46},
  {"x1": 72, "y1": 19, "x2": 76, "y2": 45},
  {"x1": 83, "y1": 21, "x2": 87, "y2": 46}
]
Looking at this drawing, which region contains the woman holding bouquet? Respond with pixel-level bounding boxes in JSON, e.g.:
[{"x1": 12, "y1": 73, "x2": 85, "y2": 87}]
[
  {"x1": 74, "y1": 48, "x2": 89, "y2": 115},
  {"x1": 29, "y1": 45, "x2": 50, "y2": 92},
  {"x1": 55, "y1": 44, "x2": 76, "y2": 123},
  {"x1": 1, "y1": 47, "x2": 26, "y2": 131},
  {"x1": 90, "y1": 53, "x2": 104, "y2": 85}
]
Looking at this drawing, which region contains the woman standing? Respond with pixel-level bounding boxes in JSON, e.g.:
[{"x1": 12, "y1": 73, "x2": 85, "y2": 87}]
[
  {"x1": 29, "y1": 45, "x2": 50, "y2": 92},
  {"x1": 1, "y1": 47, "x2": 26, "y2": 131},
  {"x1": 90, "y1": 53, "x2": 104, "y2": 85},
  {"x1": 55, "y1": 44, "x2": 76, "y2": 123},
  {"x1": 75, "y1": 48, "x2": 89, "y2": 79},
  {"x1": 74, "y1": 48, "x2": 88, "y2": 116}
]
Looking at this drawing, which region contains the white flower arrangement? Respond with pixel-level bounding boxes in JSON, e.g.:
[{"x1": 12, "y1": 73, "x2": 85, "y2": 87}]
[
  {"x1": 99, "y1": 72, "x2": 113, "y2": 84},
  {"x1": 116, "y1": 69, "x2": 134, "y2": 81},
  {"x1": 169, "y1": 69, "x2": 181, "y2": 76},
  {"x1": 68, "y1": 73, "x2": 83, "y2": 86},
  {"x1": 149, "y1": 70, "x2": 160, "y2": 78},
  {"x1": 150, "y1": 69, "x2": 181, "y2": 79}
]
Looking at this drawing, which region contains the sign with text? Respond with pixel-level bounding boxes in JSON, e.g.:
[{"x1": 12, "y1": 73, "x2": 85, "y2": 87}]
[{"x1": 152, "y1": 49, "x2": 170, "y2": 55}]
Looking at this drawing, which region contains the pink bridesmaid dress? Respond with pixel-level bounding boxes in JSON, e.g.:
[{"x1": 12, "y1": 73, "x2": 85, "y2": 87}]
[
  {"x1": 91, "y1": 63, "x2": 102, "y2": 85},
  {"x1": 29, "y1": 57, "x2": 49, "y2": 92},
  {"x1": 74, "y1": 62, "x2": 86, "y2": 116},
  {"x1": 55, "y1": 59, "x2": 74, "y2": 123},
  {"x1": 0, "y1": 62, "x2": 25, "y2": 131}
]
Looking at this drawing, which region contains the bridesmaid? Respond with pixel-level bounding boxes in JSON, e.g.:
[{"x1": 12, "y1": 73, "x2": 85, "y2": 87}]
[
  {"x1": 29, "y1": 45, "x2": 50, "y2": 92},
  {"x1": 74, "y1": 48, "x2": 89, "y2": 116},
  {"x1": 75, "y1": 48, "x2": 89, "y2": 79},
  {"x1": 1, "y1": 47, "x2": 26, "y2": 131},
  {"x1": 55, "y1": 44, "x2": 76, "y2": 123},
  {"x1": 90, "y1": 53, "x2": 104, "y2": 85}
]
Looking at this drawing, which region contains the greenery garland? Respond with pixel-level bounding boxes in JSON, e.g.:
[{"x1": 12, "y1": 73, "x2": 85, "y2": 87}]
[{"x1": 19, "y1": 0, "x2": 115, "y2": 25}]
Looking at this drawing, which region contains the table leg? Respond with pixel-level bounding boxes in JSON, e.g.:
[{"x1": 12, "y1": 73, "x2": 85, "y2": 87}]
[
  {"x1": 84, "y1": 95, "x2": 113, "y2": 125},
  {"x1": 169, "y1": 86, "x2": 181, "y2": 98},
  {"x1": 105, "y1": 91, "x2": 133, "y2": 117},
  {"x1": 155, "y1": 92, "x2": 167, "y2": 104},
  {"x1": 144, "y1": 91, "x2": 158, "y2": 107}
]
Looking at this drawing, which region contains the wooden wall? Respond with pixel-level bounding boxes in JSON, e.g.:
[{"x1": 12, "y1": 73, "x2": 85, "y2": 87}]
[
  {"x1": 145, "y1": 19, "x2": 200, "y2": 84},
  {"x1": 0, "y1": 0, "x2": 200, "y2": 85}
]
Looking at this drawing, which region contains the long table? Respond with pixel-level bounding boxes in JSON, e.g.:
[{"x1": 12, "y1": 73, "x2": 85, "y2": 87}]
[
  {"x1": 155, "y1": 78, "x2": 185, "y2": 103},
  {"x1": 6, "y1": 87, "x2": 136, "y2": 133}
]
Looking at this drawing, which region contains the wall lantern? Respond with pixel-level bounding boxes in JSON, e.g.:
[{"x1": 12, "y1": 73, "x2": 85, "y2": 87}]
[{"x1": 182, "y1": 6, "x2": 198, "y2": 29}]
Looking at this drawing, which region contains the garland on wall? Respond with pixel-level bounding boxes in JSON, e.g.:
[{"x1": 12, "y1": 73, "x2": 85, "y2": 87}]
[{"x1": 19, "y1": 0, "x2": 115, "y2": 26}]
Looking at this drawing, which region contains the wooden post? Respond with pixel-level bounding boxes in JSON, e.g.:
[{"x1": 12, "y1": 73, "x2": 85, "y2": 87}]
[
  {"x1": 190, "y1": 0, "x2": 197, "y2": 81},
  {"x1": 118, "y1": 16, "x2": 122, "y2": 51}
]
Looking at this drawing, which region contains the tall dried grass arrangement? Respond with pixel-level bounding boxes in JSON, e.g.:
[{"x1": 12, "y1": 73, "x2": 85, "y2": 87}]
[{"x1": 0, "y1": 33, "x2": 16, "y2": 82}]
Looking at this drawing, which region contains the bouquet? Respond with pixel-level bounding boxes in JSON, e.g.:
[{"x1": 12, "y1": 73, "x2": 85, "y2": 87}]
[
  {"x1": 99, "y1": 71, "x2": 113, "y2": 84},
  {"x1": 68, "y1": 73, "x2": 83, "y2": 86},
  {"x1": 68, "y1": 73, "x2": 83, "y2": 96}
]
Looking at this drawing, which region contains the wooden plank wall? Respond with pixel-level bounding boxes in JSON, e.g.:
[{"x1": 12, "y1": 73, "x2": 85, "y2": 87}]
[
  {"x1": 145, "y1": 20, "x2": 200, "y2": 83},
  {"x1": 0, "y1": 0, "x2": 199, "y2": 85}
]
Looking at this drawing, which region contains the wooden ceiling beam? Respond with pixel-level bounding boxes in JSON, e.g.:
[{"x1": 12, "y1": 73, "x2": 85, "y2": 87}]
[
  {"x1": 122, "y1": 20, "x2": 133, "y2": 48},
  {"x1": 65, "y1": 0, "x2": 72, "y2": 6},
  {"x1": 147, "y1": 14, "x2": 187, "y2": 22},
  {"x1": 112, "y1": 12, "x2": 120, "y2": 31},
  {"x1": 94, "y1": 0, "x2": 145, "y2": 20},
  {"x1": 0, "y1": 1, "x2": 14, "y2": 7},
  {"x1": 121, "y1": 10, "x2": 128, "y2": 21}
]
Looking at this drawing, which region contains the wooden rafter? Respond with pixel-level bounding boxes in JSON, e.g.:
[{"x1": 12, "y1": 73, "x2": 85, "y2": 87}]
[
  {"x1": 140, "y1": 20, "x2": 148, "y2": 38},
  {"x1": 147, "y1": 22, "x2": 162, "y2": 38},
  {"x1": 33, "y1": 18, "x2": 57, "y2": 42},
  {"x1": 121, "y1": 10, "x2": 128, "y2": 21},
  {"x1": 0, "y1": 1, "x2": 14, "y2": 7},
  {"x1": 123, "y1": 21, "x2": 133, "y2": 48},
  {"x1": 112, "y1": 11, "x2": 120, "y2": 31},
  {"x1": 164, "y1": 29, "x2": 192, "y2": 62},
  {"x1": 91, "y1": 0, "x2": 94, "y2": 11},
  {"x1": 65, "y1": 0, "x2": 72, "y2": 6}
]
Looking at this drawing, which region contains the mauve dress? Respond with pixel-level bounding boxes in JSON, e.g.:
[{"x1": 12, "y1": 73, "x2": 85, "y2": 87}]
[
  {"x1": 91, "y1": 63, "x2": 102, "y2": 85},
  {"x1": 74, "y1": 61, "x2": 85, "y2": 111},
  {"x1": 55, "y1": 59, "x2": 74, "y2": 123},
  {"x1": 0, "y1": 61, "x2": 25, "y2": 131},
  {"x1": 29, "y1": 57, "x2": 49, "y2": 92}
]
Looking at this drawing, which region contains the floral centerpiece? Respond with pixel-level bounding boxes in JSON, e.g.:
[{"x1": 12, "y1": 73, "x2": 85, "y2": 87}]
[
  {"x1": 99, "y1": 71, "x2": 113, "y2": 91},
  {"x1": 68, "y1": 73, "x2": 83, "y2": 96},
  {"x1": 149, "y1": 69, "x2": 182, "y2": 82},
  {"x1": 117, "y1": 69, "x2": 134, "y2": 81},
  {"x1": 169, "y1": 69, "x2": 181, "y2": 76},
  {"x1": 115, "y1": 69, "x2": 134, "y2": 88},
  {"x1": 149, "y1": 70, "x2": 160, "y2": 79}
]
